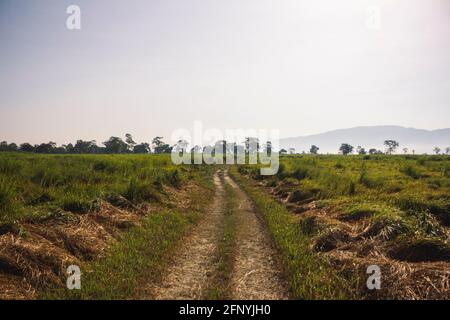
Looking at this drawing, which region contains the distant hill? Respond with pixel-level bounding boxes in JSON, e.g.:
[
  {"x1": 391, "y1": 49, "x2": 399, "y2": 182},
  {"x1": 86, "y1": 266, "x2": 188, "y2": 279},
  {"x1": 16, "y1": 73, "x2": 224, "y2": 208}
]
[{"x1": 279, "y1": 126, "x2": 450, "y2": 154}]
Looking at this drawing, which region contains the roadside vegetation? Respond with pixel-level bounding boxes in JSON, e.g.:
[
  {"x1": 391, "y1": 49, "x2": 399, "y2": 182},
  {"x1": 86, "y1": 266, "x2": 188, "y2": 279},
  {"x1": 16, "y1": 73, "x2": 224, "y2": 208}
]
[
  {"x1": 230, "y1": 168, "x2": 355, "y2": 299},
  {"x1": 236, "y1": 154, "x2": 450, "y2": 299},
  {"x1": 250, "y1": 154, "x2": 450, "y2": 233},
  {"x1": 0, "y1": 153, "x2": 215, "y2": 299},
  {"x1": 0, "y1": 153, "x2": 185, "y2": 224}
]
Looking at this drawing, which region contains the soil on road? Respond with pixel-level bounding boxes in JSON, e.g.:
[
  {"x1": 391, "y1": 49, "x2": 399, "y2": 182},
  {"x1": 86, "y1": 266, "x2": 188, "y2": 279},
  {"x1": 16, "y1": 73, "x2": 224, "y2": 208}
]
[{"x1": 143, "y1": 169, "x2": 289, "y2": 300}]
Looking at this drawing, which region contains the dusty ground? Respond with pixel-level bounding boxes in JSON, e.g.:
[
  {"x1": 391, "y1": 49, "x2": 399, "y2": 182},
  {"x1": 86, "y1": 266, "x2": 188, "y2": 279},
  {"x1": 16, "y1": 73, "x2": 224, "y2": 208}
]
[
  {"x1": 143, "y1": 170, "x2": 226, "y2": 299},
  {"x1": 224, "y1": 173, "x2": 289, "y2": 300}
]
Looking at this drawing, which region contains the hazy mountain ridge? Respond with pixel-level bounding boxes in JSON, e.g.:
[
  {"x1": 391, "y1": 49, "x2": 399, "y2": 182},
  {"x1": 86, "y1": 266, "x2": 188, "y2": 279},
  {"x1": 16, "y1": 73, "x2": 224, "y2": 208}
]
[{"x1": 280, "y1": 126, "x2": 450, "y2": 154}]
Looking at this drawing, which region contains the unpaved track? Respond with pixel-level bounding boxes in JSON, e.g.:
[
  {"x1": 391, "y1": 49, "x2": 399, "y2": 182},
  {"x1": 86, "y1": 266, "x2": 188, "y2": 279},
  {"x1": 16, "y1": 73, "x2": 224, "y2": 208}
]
[
  {"x1": 144, "y1": 169, "x2": 289, "y2": 300},
  {"x1": 146, "y1": 170, "x2": 225, "y2": 299},
  {"x1": 224, "y1": 172, "x2": 289, "y2": 300}
]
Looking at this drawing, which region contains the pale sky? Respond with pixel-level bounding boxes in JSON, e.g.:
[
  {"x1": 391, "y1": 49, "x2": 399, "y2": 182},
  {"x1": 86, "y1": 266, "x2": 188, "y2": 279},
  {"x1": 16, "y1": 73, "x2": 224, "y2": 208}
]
[{"x1": 1, "y1": 0, "x2": 450, "y2": 145}]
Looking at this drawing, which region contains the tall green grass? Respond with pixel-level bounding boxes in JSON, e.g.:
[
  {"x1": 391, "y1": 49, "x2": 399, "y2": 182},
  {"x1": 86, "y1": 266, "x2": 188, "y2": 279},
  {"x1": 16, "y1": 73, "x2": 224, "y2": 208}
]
[
  {"x1": 242, "y1": 154, "x2": 449, "y2": 229},
  {"x1": 0, "y1": 153, "x2": 188, "y2": 224}
]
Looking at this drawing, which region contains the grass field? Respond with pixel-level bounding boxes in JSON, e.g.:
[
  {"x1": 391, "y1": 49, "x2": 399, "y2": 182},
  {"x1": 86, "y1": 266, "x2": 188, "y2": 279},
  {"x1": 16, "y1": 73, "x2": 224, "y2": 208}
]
[
  {"x1": 0, "y1": 153, "x2": 188, "y2": 224},
  {"x1": 241, "y1": 154, "x2": 450, "y2": 236},
  {"x1": 0, "y1": 153, "x2": 215, "y2": 299},
  {"x1": 1, "y1": 153, "x2": 449, "y2": 299},
  {"x1": 236, "y1": 154, "x2": 450, "y2": 299}
]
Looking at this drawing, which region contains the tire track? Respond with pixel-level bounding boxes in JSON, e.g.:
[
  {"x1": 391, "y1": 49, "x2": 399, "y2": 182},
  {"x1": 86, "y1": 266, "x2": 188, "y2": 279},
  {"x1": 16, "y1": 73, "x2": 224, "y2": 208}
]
[
  {"x1": 224, "y1": 172, "x2": 290, "y2": 300},
  {"x1": 145, "y1": 170, "x2": 225, "y2": 299}
]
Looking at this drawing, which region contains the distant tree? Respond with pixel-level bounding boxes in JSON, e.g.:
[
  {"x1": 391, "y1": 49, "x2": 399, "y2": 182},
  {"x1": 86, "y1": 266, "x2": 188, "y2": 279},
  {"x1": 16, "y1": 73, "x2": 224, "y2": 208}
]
[
  {"x1": 446, "y1": 147, "x2": 450, "y2": 155},
  {"x1": 288, "y1": 147, "x2": 296, "y2": 154},
  {"x1": 133, "y1": 142, "x2": 151, "y2": 154},
  {"x1": 368, "y1": 148, "x2": 377, "y2": 155},
  {"x1": 356, "y1": 146, "x2": 366, "y2": 155},
  {"x1": 53, "y1": 146, "x2": 68, "y2": 154},
  {"x1": 19, "y1": 143, "x2": 35, "y2": 152},
  {"x1": 64, "y1": 143, "x2": 75, "y2": 153},
  {"x1": 339, "y1": 143, "x2": 354, "y2": 155},
  {"x1": 152, "y1": 136, "x2": 164, "y2": 148},
  {"x1": 0, "y1": 141, "x2": 8, "y2": 152},
  {"x1": 125, "y1": 133, "x2": 136, "y2": 152},
  {"x1": 402, "y1": 147, "x2": 408, "y2": 154},
  {"x1": 74, "y1": 140, "x2": 97, "y2": 153},
  {"x1": 384, "y1": 140, "x2": 399, "y2": 155},
  {"x1": 412, "y1": 149, "x2": 416, "y2": 156},
  {"x1": 103, "y1": 137, "x2": 128, "y2": 153},
  {"x1": 152, "y1": 137, "x2": 171, "y2": 154},
  {"x1": 279, "y1": 148, "x2": 287, "y2": 155},
  {"x1": 159, "y1": 144, "x2": 172, "y2": 154},
  {"x1": 310, "y1": 145, "x2": 319, "y2": 154},
  {"x1": 433, "y1": 147, "x2": 441, "y2": 155},
  {"x1": 7, "y1": 143, "x2": 18, "y2": 152},
  {"x1": 34, "y1": 142, "x2": 56, "y2": 153}
]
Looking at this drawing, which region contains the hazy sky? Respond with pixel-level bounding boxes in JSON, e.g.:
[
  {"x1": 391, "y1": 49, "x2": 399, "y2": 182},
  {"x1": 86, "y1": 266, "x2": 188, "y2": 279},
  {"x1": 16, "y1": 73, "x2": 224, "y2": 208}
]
[{"x1": 1, "y1": 0, "x2": 450, "y2": 145}]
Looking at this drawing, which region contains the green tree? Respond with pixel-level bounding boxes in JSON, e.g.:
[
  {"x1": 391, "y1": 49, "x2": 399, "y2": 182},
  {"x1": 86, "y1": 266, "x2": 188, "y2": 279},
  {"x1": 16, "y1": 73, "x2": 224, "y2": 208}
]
[
  {"x1": 74, "y1": 140, "x2": 97, "y2": 153},
  {"x1": 64, "y1": 143, "x2": 75, "y2": 153},
  {"x1": 356, "y1": 146, "x2": 366, "y2": 155},
  {"x1": 133, "y1": 143, "x2": 151, "y2": 154},
  {"x1": 384, "y1": 140, "x2": 399, "y2": 155},
  {"x1": 7, "y1": 143, "x2": 18, "y2": 152},
  {"x1": 339, "y1": 143, "x2": 353, "y2": 155},
  {"x1": 103, "y1": 137, "x2": 128, "y2": 153},
  {"x1": 125, "y1": 133, "x2": 136, "y2": 152},
  {"x1": 19, "y1": 143, "x2": 34, "y2": 152},
  {"x1": 309, "y1": 145, "x2": 319, "y2": 154},
  {"x1": 34, "y1": 142, "x2": 56, "y2": 153},
  {"x1": 152, "y1": 137, "x2": 171, "y2": 154},
  {"x1": 433, "y1": 146, "x2": 441, "y2": 155},
  {"x1": 0, "y1": 141, "x2": 8, "y2": 152}
]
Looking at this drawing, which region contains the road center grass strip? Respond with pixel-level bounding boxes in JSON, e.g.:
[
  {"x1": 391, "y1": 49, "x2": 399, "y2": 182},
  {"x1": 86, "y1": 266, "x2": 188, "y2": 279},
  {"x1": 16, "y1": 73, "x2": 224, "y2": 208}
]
[{"x1": 206, "y1": 180, "x2": 237, "y2": 299}]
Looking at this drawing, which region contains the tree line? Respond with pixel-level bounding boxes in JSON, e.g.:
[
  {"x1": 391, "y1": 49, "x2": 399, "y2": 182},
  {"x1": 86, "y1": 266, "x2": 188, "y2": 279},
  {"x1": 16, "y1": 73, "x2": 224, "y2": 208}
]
[
  {"x1": 0, "y1": 135, "x2": 172, "y2": 154},
  {"x1": 0, "y1": 135, "x2": 265, "y2": 155},
  {"x1": 1, "y1": 135, "x2": 449, "y2": 155},
  {"x1": 286, "y1": 140, "x2": 449, "y2": 155}
]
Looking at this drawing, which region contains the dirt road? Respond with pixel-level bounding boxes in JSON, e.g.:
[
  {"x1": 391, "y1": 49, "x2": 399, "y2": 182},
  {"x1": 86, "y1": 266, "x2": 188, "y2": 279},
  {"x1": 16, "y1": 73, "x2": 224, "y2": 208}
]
[
  {"x1": 145, "y1": 170, "x2": 225, "y2": 299},
  {"x1": 224, "y1": 172, "x2": 289, "y2": 300},
  {"x1": 144, "y1": 169, "x2": 289, "y2": 300}
]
